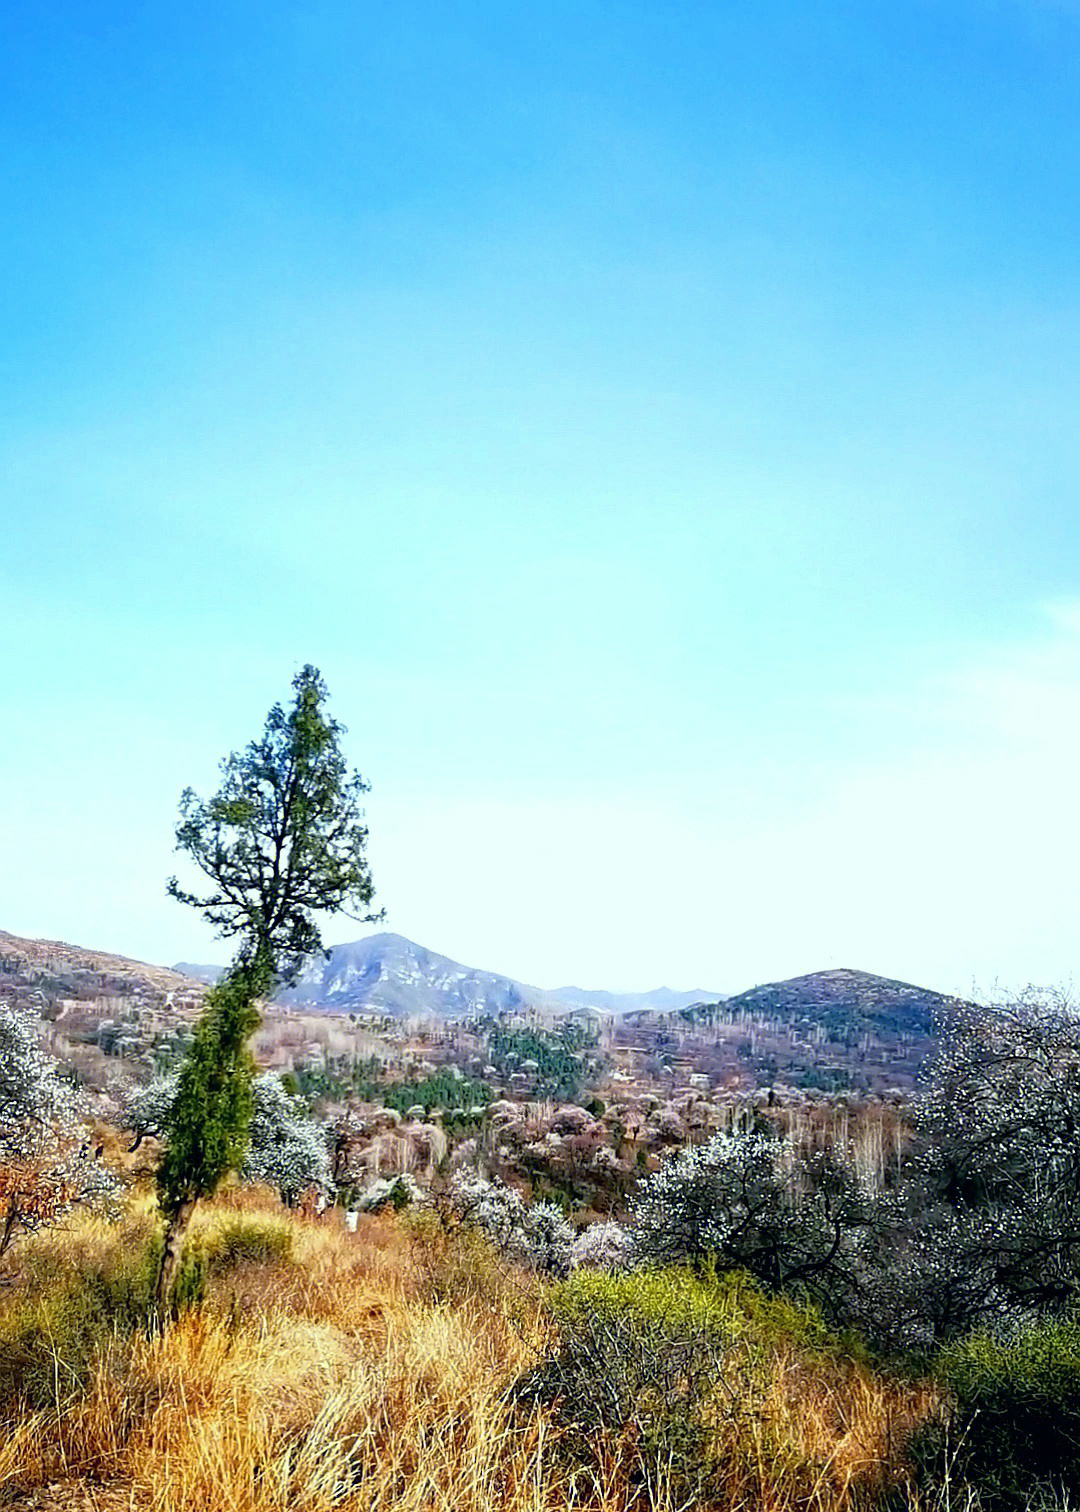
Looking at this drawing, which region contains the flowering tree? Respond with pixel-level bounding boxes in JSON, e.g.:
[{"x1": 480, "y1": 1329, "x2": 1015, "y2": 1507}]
[
  {"x1": 447, "y1": 1169, "x2": 574, "y2": 1276},
  {"x1": 0, "y1": 1004, "x2": 117, "y2": 1255},
  {"x1": 629, "y1": 1128, "x2": 871, "y2": 1315},
  {"x1": 125, "y1": 1070, "x2": 331, "y2": 1206},
  {"x1": 240, "y1": 1073, "x2": 332, "y2": 1203},
  {"x1": 569, "y1": 1218, "x2": 635, "y2": 1271},
  {"x1": 624, "y1": 995, "x2": 1080, "y2": 1351},
  {"x1": 885, "y1": 994, "x2": 1080, "y2": 1345}
]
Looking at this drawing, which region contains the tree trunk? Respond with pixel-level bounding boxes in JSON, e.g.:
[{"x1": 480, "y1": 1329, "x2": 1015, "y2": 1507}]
[
  {"x1": 0, "y1": 1203, "x2": 19, "y2": 1259},
  {"x1": 154, "y1": 1198, "x2": 196, "y2": 1321}
]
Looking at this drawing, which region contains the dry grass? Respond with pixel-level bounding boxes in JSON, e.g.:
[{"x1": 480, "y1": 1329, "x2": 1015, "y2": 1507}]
[{"x1": 0, "y1": 1193, "x2": 942, "y2": 1512}]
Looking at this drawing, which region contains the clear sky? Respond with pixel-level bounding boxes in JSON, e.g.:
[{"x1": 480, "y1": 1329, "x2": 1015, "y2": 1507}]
[{"x1": 4, "y1": 1, "x2": 1080, "y2": 999}]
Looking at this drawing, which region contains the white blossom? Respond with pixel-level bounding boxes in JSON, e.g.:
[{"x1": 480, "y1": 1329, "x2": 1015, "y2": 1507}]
[
  {"x1": 446, "y1": 1169, "x2": 573, "y2": 1275},
  {"x1": 353, "y1": 1171, "x2": 425, "y2": 1211},
  {"x1": 569, "y1": 1219, "x2": 635, "y2": 1271},
  {"x1": 241, "y1": 1073, "x2": 332, "y2": 1203},
  {"x1": 0, "y1": 1004, "x2": 118, "y2": 1253},
  {"x1": 122, "y1": 1069, "x2": 331, "y2": 1204}
]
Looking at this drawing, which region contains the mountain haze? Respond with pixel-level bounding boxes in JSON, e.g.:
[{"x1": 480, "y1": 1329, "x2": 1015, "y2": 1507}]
[{"x1": 548, "y1": 983, "x2": 720, "y2": 1015}]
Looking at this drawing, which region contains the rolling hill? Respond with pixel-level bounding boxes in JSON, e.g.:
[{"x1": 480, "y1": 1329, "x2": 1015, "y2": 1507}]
[
  {"x1": 716, "y1": 967, "x2": 964, "y2": 1041},
  {"x1": 611, "y1": 968, "x2": 970, "y2": 1091}
]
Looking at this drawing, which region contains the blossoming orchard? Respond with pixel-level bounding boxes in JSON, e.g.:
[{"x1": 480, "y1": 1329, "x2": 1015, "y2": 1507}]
[{"x1": 0, "y1": 1004, "x2": 116, "y2": 1254}]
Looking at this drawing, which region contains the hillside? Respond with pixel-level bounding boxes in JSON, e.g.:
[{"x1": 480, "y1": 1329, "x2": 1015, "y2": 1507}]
[
  {"x1": 3, "y1": 924, "x2": 970, "y2": 1098},
  {"x1": 718, "y1": 967, "x2": 962, "y2": 1041},
  {"x1": 0, "y1": 929, "x2": 201, "y2": 1007},
  {"x1": 610, "y1": 968, "x2": 967, "y2": 1092}
]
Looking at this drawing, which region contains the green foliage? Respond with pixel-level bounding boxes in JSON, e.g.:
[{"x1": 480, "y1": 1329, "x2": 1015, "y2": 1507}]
[
  {"x1": 545, "y1": 1265, "x2": 830, "y2": 1356},
  {"x1": 292, "y1": 1058, "x2": 493, "y2": 1116},
  {"x1": 518, "y1": 1265, "x2": 840, "y2": 1507},
  {"x1": 486, "y1": 1025, "x2": 590, "y2": 1098},
  {"x1": 384, "y1": 1071, "x2": 493, "y2": 1115},
  {"x1": 544, "y1": 1265, "x2": 733, "y2": 1341},
  {"x1": 170, "y1": 1213, "x2": 295, "y2": 1313},
  {"x1": 0, "y1": 1226, "x2": 164, "y2": 1408},
  {"x1": 167, "y1": 664, "x2": 382, "y2": 986},
  {"x1": 291, "y1": 1052, "x2": 382, "y2": 1103},
  {"x1": 158, "y1": 666, "x2": 381, "y2": 1231},
  {"x1": 519, "y1": 1266, "x2": 736, "y2": 1505},
  {"x1": 918, "y1": 1317, "x2": 1080, "y2": 1508},
  {"x1": 156, "y1": 966, "x2": 262, "y2": 1219},
  {"x1": 703, "y1": 1266, "x2": 834, "y2": 1353},
  {"x1": 790, "y1": 1064, "x2": 853, "y2": 1092},
  {"x1": 387, "y1": 1177, "x2": 413, "y2": 1212},
  {"x1": 151, "y1": 1026, "x2": 194, "y2": 1074},
  {"x1": 209, "y1": 1212, "x2": 293, "y2": 1265}
]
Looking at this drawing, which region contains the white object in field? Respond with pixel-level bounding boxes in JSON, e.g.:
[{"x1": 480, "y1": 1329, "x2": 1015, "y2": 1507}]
[{"x1": 345, "y1": 1210, "x2": 359, "y2": 1233}]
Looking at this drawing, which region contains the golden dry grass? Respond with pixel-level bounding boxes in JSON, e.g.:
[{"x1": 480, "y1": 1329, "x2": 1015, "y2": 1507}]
[{"x1": 0, "y1": 1193, "x2": 941, "y2": 1512}]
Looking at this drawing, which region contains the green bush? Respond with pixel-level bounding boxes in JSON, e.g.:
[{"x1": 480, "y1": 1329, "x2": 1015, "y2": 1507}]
[
  {"x1": 516, "y1": 1266, "x2": 841, "y2": 1506},
  {"x1": 0, "y1": 1226, "x2": 164, "y2": 1408},
  {"x1": 170, "y1": 1212, "x2": 295, "y2": 1312},
  {"x1": 919, "y1": 1316, "x2": 1080, "y2": 1508},
  {"x1": 704, "y1": 1266, "x2": 833, "y2": 1354},
  {"x1": 517, "y1": 1267, "x2": 737, "y2": 1505},
  {"x1": 201, "y1": 1212, "x2": 293, "y2": 1270}
]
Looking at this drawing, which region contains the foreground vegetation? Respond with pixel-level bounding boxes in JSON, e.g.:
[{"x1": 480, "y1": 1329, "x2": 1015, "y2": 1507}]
[
  {"x1": 11, "y1": 992, "x2": 1080, "y2": 1508},
  {"x1": 0, "y1": 1187, "x2": 947, "y2": 1512}
]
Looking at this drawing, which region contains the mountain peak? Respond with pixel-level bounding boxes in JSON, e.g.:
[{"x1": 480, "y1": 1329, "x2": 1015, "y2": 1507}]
[{"x1": 272, "y1": 934, "x2": 724, "y2": 1019}]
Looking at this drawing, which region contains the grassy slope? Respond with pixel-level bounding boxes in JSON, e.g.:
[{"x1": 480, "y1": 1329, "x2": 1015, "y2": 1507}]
[{"x1": 0, "y1": 1191, "x2": 939, "y2": 1512}]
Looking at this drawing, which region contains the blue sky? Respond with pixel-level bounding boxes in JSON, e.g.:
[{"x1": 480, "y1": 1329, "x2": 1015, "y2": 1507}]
[{"x1": 4, "y1": 1, "x2": 1080, "y2": 998}]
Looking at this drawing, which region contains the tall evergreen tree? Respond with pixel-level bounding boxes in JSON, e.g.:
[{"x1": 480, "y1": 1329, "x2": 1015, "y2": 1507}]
[{"x1": 155, "y1": 665, "x2": 381, "y2": 1311}]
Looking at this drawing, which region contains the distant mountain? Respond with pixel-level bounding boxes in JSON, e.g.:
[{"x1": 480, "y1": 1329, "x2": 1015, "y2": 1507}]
[
  {"x1": 549, "y1": 984, "x2": 720, "y2": 1015},
  {"x1": 274, "y1": 933, "x2": 535, "y2": 1018},
  {"x1": 717, "y1": 967, "x2": 965, "y2": 1041},
  {"x1": 172, "y1": 962, "x2": 225, "y2": 985},
  {"x1": 271, "y1": 932, "x2": 725, "y2": 1020},
  {"x1": 5, "y1": 923, "x2": 978, "y2": 1096},
  {"x1": 10, "y1": 923, "x2": 958, "y2": 1061}
]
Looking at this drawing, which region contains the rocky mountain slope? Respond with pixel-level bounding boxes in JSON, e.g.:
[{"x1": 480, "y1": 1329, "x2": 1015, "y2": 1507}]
[{"x1": 266, "y1": 932, "x2": 721, "y2": 1020}]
